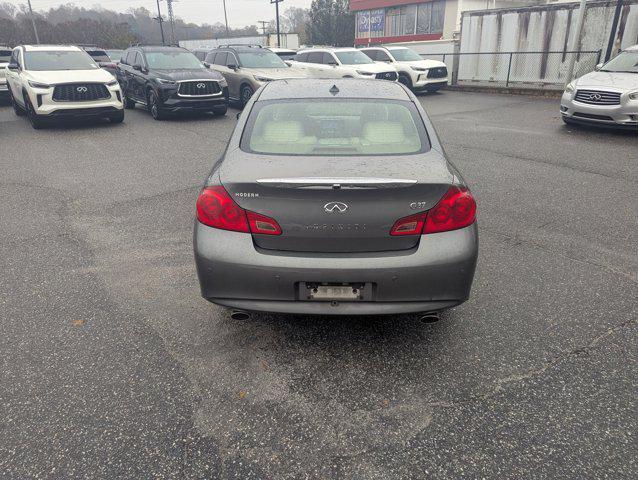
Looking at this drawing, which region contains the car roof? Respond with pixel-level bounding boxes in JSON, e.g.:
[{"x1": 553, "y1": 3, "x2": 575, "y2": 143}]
[
  {"x1": 258, "y1": 78, "x2": 410, "y2": 101},
  {"x1": 297, "y1": 47, "x2": 358, "y2": 54},
  {"x1": 137, "y1": 46, "x2": 187, "y2": 53},
  {"x1": 23, "y1": 45, "x2": 82, "y2": 52}
]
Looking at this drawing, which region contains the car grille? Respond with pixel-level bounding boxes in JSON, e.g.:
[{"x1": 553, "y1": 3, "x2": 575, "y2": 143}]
[
  {"x1": 178, "y1": 81, "x2": 221, "y2": 96},
  {"x1": 375, "y1": 71, "x2": 398, "y2": 81},
  {"x1": 574, "y1": 89, "x2": 621, "y2": 105},
  {"x1": 573, "y1": 112, "x2": 614, "y2": 121},
  {"x1": 52, "y1": 83, "x2": 110, "y2": 102},
  {"x1": 427, "y1": 67, "x2": 448, "y2": 79}
]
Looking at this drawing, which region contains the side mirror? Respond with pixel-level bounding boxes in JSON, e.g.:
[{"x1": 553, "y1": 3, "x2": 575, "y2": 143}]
[
  {"x1": 594, "y1": 63, "x2": 603, "y2": 71},
  {"x1": 7, "y1": 63, "x2": 19, "y2": 71},
  {"x1": 227, "y1": 64, "x2": 238, "y2": 71},
  {"x1": 284, "y1": 60, "x2": 292, "y2": 67},
  {"x1": 133, "y1": 64, "x2": 142, "y2": 72},
  {"x1": 203, "y1": 62, "x2": 211, "y2": 69}
]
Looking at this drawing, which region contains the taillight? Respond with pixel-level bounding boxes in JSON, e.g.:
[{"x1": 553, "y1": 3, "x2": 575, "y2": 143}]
[
  {"x1": 196, "y1": 186, "x2": 281, "y2": 235},
  {"x1": 389, "y1": 186, "x2": 476, "y2": 236},
  {"x1": 423, "y1": 186, "x2": 476, "y2": 234},
  {"x1": 390, "y1": 212, "x2": 426, "y2": 236}
]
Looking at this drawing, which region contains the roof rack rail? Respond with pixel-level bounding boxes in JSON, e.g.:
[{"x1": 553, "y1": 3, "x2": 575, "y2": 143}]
[
  {"x1": 128, "y1": 43, "x2": 181, "y2": 48},
  {"x1": 77, "y1": 43, "x2": 99, "y2": 48},
  {"x1": 218, "y1": 44, "x2": 263, "y2": 49}
]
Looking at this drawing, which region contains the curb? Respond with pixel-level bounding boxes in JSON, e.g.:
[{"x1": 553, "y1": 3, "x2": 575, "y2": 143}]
[{"x1": 444, "y1": 85, "x2": 563, "y2": 98}]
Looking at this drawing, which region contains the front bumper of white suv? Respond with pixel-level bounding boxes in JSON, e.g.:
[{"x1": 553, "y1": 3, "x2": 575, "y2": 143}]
[
  {"x1": 26, "y1": 81, "x2": 124, "y2": 118},
  {"x1": 561, "y1": 87, "x2": 638, "y2": 129}
]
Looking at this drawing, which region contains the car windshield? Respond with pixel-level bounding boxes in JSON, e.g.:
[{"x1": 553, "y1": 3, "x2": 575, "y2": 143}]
[
  {"x1": 390, "y1": 48, "x2": 422, "y2": 62},
  {"x1": 238, "y1": 51, "x2": 288, "y2": 68},
  {"x1": 0, "y1": 50, "x2": 11, "y2": 62},
  {"x1": 243, "y1": 99, "x2": 427, "y2": 156},
  {"x1": 24, "y1": 50, "x2": 98, "y2": 71},
  {"x1": 334, "y1": 51, "x2": 374, "y2": 65},
  {"x1": 86, "y1": 50, "x2": 110, "y2": 62},
  {"x1": 600, "y1": 51, "x2": 638, "y2": 73},
  {"x1": 145, "y1": 51, "x2": 202, "y2": 69}
]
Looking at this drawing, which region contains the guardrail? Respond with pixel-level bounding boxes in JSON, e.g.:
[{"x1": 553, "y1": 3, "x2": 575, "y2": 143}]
[{"x1": 420, "y1": 50, "x2": 602, "y2": 89}]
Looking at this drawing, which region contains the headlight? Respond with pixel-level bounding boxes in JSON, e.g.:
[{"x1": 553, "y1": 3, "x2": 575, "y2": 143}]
[
  {"x1": 253, "y1": 76, "x2": 273, "y2": 82},
  {"x1": 564, "y1": 82, "x2": 575, "y2": 94},
  {"x1": 156, "y1": 78, "x2": 176, "y2": 85},
  {"x1": 355, "y1": 70, "x2": 375, "y2": 76},
  {"x1": 105, "y1": 80, "x2": 119, "y2": 87},
  {"x1": 629, "y1": 91, "x2": 638, "y2": 100},
  {"x1": 410, "y1": 66, "x2": 427, "y2": 72},
  {"x1": 28, "y1": 80, "x2": 50, "y2": 89}
]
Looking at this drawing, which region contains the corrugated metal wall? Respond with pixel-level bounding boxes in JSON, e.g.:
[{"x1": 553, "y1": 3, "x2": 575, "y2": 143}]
[{"x1": 457, "y1": 0, "x2": 638, "y2": 87}]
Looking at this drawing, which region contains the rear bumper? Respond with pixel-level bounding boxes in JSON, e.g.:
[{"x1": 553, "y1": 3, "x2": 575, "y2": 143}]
[{"x1": 194, "y1": 222, "x2": 478, "y2": 315}]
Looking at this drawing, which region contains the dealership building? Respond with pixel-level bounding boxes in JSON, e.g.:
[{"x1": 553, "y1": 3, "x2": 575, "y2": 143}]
[{"x1": 350, "y1": 0, "x2": 547, "y2": 45}]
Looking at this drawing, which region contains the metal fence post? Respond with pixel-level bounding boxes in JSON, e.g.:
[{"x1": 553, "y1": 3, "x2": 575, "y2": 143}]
[{"x1": 506, "y1": 53, "x2": 513, "y2": 87}]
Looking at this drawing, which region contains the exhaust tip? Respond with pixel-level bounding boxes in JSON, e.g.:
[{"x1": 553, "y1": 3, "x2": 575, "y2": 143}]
[
  {"x1": 419, "y1": 312, "x2": 440, "y2": 324},
  {"x1": 230, "y1": 310, "x2": 251, "y2": 321}
]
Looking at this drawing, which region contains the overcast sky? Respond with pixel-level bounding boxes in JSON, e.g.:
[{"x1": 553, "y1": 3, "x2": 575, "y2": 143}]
[{"x1": 6, "y1": 0, "x2": 313, "y2": 28}]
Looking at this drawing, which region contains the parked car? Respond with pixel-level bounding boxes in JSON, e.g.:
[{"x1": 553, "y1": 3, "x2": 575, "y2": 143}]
[
  {"x1": 192, "y1": 49, "x2": 212, "y2": 62},
  {"x1": 205, "y1": 45, "x2": 308, "y2": 107},
  {"x1": 78, "y1": 45, "x2": 119, "y2": 77},
  {"x1": 5, "y1": 45, "x2": 124, "y2": 129},
  {"x1": 290, "y1": 47, "x2": 399, "y2": 81},
  {"x1": 116, "y1": 45, "x2": 228, "y2": 120},
  {"x1": 0, "y1": 45, "x2": 11, "y2": 100},
  {"x1": 561, "y1": 45, "x2": 638, "y2": 129},
  {"x1": 360, "y1": 46, "x2": 448, "y2": 92},
  {"x1": 267, "y1": 47, "x2": 297, "y2": 61},
  {"x1": 193, "y1": 79, "x2": 478, "y2": 317}
]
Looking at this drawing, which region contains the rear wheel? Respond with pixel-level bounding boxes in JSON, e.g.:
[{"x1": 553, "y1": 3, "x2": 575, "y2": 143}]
[
  {"x1": 148, "y1": 90, "x2": 166, "y2": 120},
  {"x1": 398, "y1": 73, "x2": 413, "y2": 90},
  {"x1": 240, "y1": 84, "x2": 254, "y2": 108},
  {"x1": 10, "y1": 89, "x2": 25, "y2": 116},
  {"x1": 24, "y1": 94, "x2": 45, "y2": 129}
]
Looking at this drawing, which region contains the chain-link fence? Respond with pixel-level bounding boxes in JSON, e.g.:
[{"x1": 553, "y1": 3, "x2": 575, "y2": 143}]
[{"x1": 420, "y1": 50, "x2": 602, "y2": 89}]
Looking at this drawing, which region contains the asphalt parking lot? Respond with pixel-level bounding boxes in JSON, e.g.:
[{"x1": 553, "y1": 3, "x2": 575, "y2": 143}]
[{"x1": 1, "y1": 91, "x2": 636, "y2": 479}]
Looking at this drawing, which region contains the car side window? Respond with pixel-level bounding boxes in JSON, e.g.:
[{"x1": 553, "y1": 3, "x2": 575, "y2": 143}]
[
  {"x1": 376, "y1": 50, "x2": 392, "y2": 62},
  {"x1": 133, "y1": 52, "x2": 144, "y2": 68},
  {"x1": 125, "y1": 50, "x2": 136, "y2": 66},
  {"x1": 322, "y1": 52, "x2": 337, "y2": 65},
  {"x1": 205, "y1": 52, "x2": 217, "y2": 64},
  {"x1": 307, "y1": 52, "x2": 323, "y2": 64},
  {"x1": 195, "y1": 51, "x2": 206, "y2": 61},
  {"x1": 294, "y1": 52, "x2": 308, "y2": 62},
  {"x1": 226, "y1": 53, "x2": 238, "y2": 67},
  {"x1": 10, "y1": 48, "x2": 21, "y2": 68},
  {"x1": 364, "y1": 50, "x2": 377, "y2": 61},
  {"x1": 213, "y1": 52, "x2": 226, "y2": 65}
]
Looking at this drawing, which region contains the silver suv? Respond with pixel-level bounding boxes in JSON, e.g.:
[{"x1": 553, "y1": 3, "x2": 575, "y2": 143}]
[{"x1": 561, "y1": 45, "x2": 638, "y2": 128}]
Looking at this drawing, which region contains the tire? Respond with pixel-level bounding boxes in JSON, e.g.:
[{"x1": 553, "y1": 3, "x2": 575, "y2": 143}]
[
  {"x1": 109, "y1": 111, "x2": 125, "y2": 124},
  {"x1": 24, "y1": 94, "x2": 45, "y2": 130},
  {"x1": 212, "y1": 104, "x2": 228, "y2": 116},
  {"x1": 148, "y1": 90, "x2": 166, "y2": 120},
  {"x1": 123, "y1": 93, "x2": 135, "y2": 109},
  {"x1": 398, "y1": 73, "x2": 413, "y2": 90},
  {"x1": 9, "y1": 89, "x2": 25, "y2": 116},
  {"x1": 240, "y1": 84, "x2": 254, "y2": 108}
]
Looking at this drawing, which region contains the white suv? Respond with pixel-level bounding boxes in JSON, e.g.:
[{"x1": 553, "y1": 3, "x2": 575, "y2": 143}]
[
  {"x1": 0, "y1": 46, "x2": 10, "y2": 100},
  {"x1": 5, "y1": 45, "x2": 124, "y2": 129},
  {"x1": 360, "y1": 46, "x2": 448, "y2": 92},
  {"x1": 290, "y1": 47, "x2": 398, "y2": 81}
]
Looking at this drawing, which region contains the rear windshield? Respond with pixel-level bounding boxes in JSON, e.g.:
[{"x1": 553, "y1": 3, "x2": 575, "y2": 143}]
[
  {"x1": 241, "y1": 99, "x2": 428, "y2": 156},
  {"x1": 24, "y1": 51, "x2": 98, "y2": 71},
  {"x1": 0, "y1": 50, "x2": 11, "y2": 62}
]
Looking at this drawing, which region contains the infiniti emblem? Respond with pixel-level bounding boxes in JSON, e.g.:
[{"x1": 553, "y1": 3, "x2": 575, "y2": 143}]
[
  {"x1": 324, "y1": 202, "x2": 348, "y2": 213},
  {"x1": 196, "y1": 83, "x2": 206, "y2": 88},
  {"x1": 76, "y1": 86, "x2": 88, "y2": 92},
  {"x1": 589, "y1": 93, "x2": 602, "y2": 101}
]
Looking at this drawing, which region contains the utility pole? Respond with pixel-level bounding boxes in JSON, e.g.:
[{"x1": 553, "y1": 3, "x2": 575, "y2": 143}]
[
  {"x1": 270, "y1": 0, "x2": 283, "y2": 47},
  {"x1": 604, "y1": 0, "x2": 624, "y2": 62},
  {"x1": 565, "y1": 0, "x2": 587, "y2": 85},
  {"x1": 222, "y1": 0, "x2": 230, "y2": 38},
  {"x1": 258, "y1": 21, "x2": 269, "y2": 35},
  {"x1": 27, "y1": 0, "x2": 40, "y2": 44},
  {"x1": 155, "y1": 0, "x2": 166, "y2": 45},
  {"x1": 166, "y1": 0, "x2": 176, "y2": 44}
]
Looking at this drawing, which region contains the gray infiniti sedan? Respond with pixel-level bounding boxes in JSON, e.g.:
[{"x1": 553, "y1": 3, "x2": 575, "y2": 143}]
[
  {"x1": 194, "y1": 79, "x2": 478, "y2": 317},
  {"x1": 561, "y1": 44, "x2": 638, "y2": 128}
]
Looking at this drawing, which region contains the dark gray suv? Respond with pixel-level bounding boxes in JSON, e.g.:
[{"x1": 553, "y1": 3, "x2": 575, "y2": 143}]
[{"x1": 194, "y1": 79, "x2": 478, "y2": 317}]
